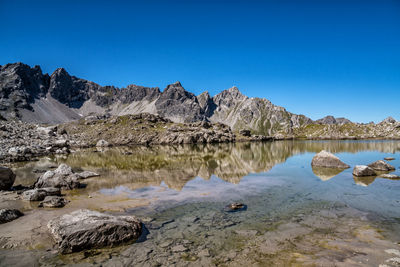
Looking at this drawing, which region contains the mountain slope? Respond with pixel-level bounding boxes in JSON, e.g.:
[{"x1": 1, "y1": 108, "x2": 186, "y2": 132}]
[{"x1": 1, "y1": 62, "x2": 313, "y2": 135}]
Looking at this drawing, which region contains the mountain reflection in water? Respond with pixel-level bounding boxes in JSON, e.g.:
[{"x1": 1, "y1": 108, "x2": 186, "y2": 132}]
[{"x1": 13, "y1": 140, "x2": 400, "y2": 191}]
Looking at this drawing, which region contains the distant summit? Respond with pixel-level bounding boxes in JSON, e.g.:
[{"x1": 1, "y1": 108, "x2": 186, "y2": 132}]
[{"x1": 316, "y1": 116, "x2": 352, "y2": 125}]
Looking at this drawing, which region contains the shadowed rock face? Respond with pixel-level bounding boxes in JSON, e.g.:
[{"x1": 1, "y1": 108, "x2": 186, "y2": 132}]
[
  {"x1": 0, "y1": 166, "x2": 16, "y2": 190},
  {"x1": 0, "y1": 209, "x2": 23, "y2": 224},
  {"x1": 0, "y1": 63, "x2": 49, "y2": 118},
  {"x1": 155, "y1": 82, "x2": 206, "y2": 123}
]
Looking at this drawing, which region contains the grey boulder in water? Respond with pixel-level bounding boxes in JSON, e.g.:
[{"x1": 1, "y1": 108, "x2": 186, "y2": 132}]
[
  {"x1": 311, "y1": 150, "x2": 350, "y2": 169},
  {"x1": 367, "y1": 160, "x2": 395, "y2": 171},
  {"x1": 353, "y1": 165, "x2": 377, "y2": 177}
]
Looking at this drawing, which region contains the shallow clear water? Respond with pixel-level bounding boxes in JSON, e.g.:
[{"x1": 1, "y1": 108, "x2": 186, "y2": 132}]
[{"x1": 6, "y1": 140, "x2": 400, "y2": 266}]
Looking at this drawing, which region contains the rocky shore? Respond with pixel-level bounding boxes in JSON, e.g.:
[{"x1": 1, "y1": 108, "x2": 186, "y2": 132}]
[{"x1": 0, "y1": 113, "x2": 273, "y2": 164}]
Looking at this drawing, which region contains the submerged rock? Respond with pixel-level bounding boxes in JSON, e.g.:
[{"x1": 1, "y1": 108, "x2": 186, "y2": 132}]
[
  {"x1": 0, "y1": 209, "x2": 23, "y2": 224},
  {"x1": 0, "y1": 166, "x2": 16, "y2": 190},
  {"x1": 311, "y1": 150, "x2": 350, "y2": 169},
  {"x1": 22, "y1": 187, "x2": 61, "y2": 201},
  {"x1": 35, "y1": 164, "x2": 80, "y2": 189},
  {"x1": 353, "y1": 165, "x2": 377, "y2": 177},
  {"x1": 47, "y1": 209, "x2": 142, "y2": 253},
  {"x1": 368, "y1": 160, "x2": 395, "y2": 171},
  {"x1": 38, "y1": 196, "x2": 69, "y2": 208},
  {"x1": 224, "y1": 202, "x2": 246, "y2": 212}
]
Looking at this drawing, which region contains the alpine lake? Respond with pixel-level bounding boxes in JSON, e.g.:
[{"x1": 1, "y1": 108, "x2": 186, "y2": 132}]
[{"x1": 1, "y1": 140, "x2": 400, "y2": 266}]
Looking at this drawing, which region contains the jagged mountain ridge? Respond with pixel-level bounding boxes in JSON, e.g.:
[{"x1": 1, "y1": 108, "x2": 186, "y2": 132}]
[{"x1": 0, "y1": 62, "x2": 342, "y2": 136}]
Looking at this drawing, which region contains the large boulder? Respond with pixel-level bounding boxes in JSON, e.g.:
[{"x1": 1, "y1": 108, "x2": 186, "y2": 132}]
[
  {"x1": 47, "y1": 209, "x2": 142, "y2": 253},
  {"x1": 0, "y1": 209, "x2": 23, "y2": 224},
  {"x1": 311, "y1": 150, "x2": 350, "y2": 169},
  {"x1": 353, "y1": 165, "x2": 377, "y2": 177},
  {"x1": 367, "y1": 160, "x2": 395, "y2": 171},
  {"x1": 35, "y1": 164, "x2": 80, "y2": 189},
  {"x1": 22, "y1": 187, "x2": 61, "y2": 201},
  {"x1": 0, "y1": 166, "x2": 16, "y2": 190}
]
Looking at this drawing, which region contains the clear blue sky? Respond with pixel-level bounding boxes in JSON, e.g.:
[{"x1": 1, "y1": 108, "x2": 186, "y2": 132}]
[{"x1": 1, "y1": 0, "x2": 399, "y2": 123}]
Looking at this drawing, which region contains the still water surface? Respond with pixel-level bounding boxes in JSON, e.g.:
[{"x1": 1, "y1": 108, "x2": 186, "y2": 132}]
[{"x1": 7, "y1": 140, "x2": 400, "y2": 265}]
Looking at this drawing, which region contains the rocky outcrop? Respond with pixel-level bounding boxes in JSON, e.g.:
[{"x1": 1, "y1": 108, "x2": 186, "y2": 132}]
[
  {"x1": 155, "y1": 82, "x2": 206, "y2": 123},
  {"x1": 47, "y1": 209, "x2": 142, "y2": 253},
  {"x1": 22, "y1": 187, "x2": 61, "y2": 201},
  {"x1": 311, "y1": 150, "x2": 350, "y2": 169},
  {"x1": 208, "y1": 87, "x2": 312, "y2": 136},
  {"x1": 367, "y1": 160, "x2": 395, "y2": 171},
  {"x1": 64, "y1": 113, "x2": 235, "y2": 147},
  {"x1": 34, "y1": 164, "x2": 80, "y2": 189},
  {"x1": 0, "y1": 166, "x2": 16, "y2": 190},
  {"x1": 0, "y1": 209, "x2": 23, "y2": 224},
  {"x1": 353, "y1": 165, "x2": 377, "y2": 177},
  {"x1": 0, "y1": 63, "x2": 49, "y2": 120},
  {"x1": 0, "y1": 119, "x2": 71, "y2": 162}
]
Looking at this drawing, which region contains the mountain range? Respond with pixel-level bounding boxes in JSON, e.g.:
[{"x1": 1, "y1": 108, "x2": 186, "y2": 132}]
[{"x1": 0, "y1": 62, "x2": 392, "y2": 137}]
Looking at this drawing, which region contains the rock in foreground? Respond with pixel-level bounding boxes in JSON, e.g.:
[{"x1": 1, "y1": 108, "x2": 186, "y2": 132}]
[
  {"x1": 353, "y1": 165, "x2": 377, "y2": 177},
  {"x1": 35, "y1": 164, "x2": 80, "y2": 189},
  {"x1": 367, "y1": 160, "x2": 395, "y2": 171},
  {"x1": 0, "y1": 166, "x2": 16, "y2": 190},
  {"x1": 311, "y1": 150, "x2": 350, "y2": 169},
  {"x1": 0, "y1": 209, "x2": 23, "y2": 224},
  {"x1": 47, "y1": 209, "x2": 142, "y2": 253}
]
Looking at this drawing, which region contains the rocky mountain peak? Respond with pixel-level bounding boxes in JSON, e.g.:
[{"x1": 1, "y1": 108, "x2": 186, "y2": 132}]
[
  {"x1": 0, "y1": 62, "x2": 50, "y2": 119},
  {"x1": 119, "y1": 85, "x2": 161, "y2": 103},
  {"x1": 381, "y1": 116, "x2": 397, "y2": 124},
  {"x1": 316, "y1": 116, "x2": 351, "y2": 125},
  {"x1": 165, "y1": 81, "x2": 183, "y2": 90},
  {"x1": 155, "y1": 82, "x2": 205, "y2": 123},
  {"x1": 197, "y1": 91, "x2": 216, "y2": 117}
]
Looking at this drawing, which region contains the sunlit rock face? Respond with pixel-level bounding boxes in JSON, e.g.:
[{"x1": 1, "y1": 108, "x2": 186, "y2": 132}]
[{"x1": 311, "y1": 150, "x2": 350, "y2": 169}]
